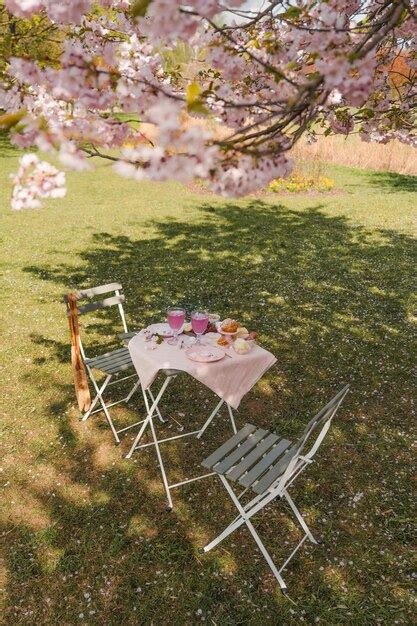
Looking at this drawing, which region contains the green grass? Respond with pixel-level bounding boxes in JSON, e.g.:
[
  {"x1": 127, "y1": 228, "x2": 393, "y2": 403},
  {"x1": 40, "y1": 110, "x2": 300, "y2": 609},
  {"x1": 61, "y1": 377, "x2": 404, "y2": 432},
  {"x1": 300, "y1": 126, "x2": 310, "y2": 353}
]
[{"x1": 1, "y1": 136, "x2": 416, "y2": 624}]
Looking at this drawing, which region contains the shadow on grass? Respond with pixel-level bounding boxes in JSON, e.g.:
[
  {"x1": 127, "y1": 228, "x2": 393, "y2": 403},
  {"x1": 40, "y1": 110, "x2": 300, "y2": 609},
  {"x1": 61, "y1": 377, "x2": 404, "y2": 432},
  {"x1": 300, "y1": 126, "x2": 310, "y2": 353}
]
[
  {"x1": 4, "y1": 199, "x2": 415, "y2": 623},
  {"x1": 367, "y1": 170, "x2": 417, "y2": 193},
  {"x1": 23, "y1": 199, "x2": 415, "y2": 419}
]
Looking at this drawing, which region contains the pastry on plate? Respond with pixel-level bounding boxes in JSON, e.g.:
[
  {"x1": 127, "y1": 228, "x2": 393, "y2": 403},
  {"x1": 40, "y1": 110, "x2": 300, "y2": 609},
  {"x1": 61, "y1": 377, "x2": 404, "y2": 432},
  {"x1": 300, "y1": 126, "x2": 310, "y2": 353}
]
[{"x1": 220, "y1": 318, "x2": 239, "y2": 333}]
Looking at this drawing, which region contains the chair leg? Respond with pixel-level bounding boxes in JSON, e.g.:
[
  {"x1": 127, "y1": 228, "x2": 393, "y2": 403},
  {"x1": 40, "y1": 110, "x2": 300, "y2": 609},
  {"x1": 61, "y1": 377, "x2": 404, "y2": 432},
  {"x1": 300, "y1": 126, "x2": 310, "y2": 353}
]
[
  {"x1": 83, "y1": 371, "x2": 149, "y2": 443},
  {"x1": 82, "y1": 367, "x2": 108, "y2": 421},
  {"x1": 202, "y1": 514, "x2": 247, "y2": 553},
  {"x1": 88, "y1": 372, "x2": 120, "y2": 444},
  {"x1": 202, "y1": 476, "x2": 288, "y2": 592},
  {"x1": 283, "y1": 491, "x2": 318, "y2": 544},
  {"x1": 244, "y1": 518, "x2": 288, "y2": 592}
]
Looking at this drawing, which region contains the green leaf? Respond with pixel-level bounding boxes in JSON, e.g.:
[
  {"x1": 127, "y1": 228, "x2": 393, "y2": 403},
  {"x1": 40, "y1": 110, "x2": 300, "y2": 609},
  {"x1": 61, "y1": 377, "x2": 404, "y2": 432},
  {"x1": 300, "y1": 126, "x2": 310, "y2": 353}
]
[
  {"x1": 131, "y1": 0, "x2": 153, "y2": 18},
  {"x1": 186, "y1": 82, "x2": 208, "y2": 114},
  {"x1": 186, "y1": 81, "x2": 201, "y2": 106},
  {"x1": 280, "y1": 7, "x2": 302, "y2": 20},
  {"x1": 188, "y1": 102, "x2": 209, "y2": 115}
]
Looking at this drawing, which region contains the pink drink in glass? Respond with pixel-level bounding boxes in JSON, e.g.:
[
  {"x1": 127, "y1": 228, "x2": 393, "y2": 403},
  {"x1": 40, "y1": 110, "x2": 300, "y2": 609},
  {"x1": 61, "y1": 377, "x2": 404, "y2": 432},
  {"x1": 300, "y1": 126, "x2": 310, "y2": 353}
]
[
  {"x1": 191, "y1": 310, "x2": 209, "y2": 344},
  {"x1": 167, "y1": 309, "x2": 185, "y2": 331},
  {"x1": 167, "y1": 307, "x2": 185, "y2": 345}
]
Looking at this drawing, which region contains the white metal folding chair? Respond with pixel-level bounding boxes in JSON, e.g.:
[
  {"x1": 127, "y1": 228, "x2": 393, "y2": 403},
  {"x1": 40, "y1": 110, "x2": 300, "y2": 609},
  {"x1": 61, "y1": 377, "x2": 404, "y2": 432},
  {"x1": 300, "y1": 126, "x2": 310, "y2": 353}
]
[
  {"x1": 199, "y1": 385, "x2": 350, "y2": 593},
  {"x1": 64, "y1": 282, "x2": 175, "y2": 444}
]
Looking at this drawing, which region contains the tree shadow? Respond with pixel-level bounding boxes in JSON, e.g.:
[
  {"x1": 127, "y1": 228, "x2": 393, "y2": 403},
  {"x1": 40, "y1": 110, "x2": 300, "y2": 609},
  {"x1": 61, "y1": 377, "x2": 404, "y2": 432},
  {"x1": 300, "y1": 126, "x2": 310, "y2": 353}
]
[
  {"x1": 23, "y1": 199, "x2": 415, "y2": 421},
  {"x1": 5, "y1": 199, "x2": 415, "y2": 623},
  {"x1": 367, "y1": 170, "x2": 417, "y2": 193}
]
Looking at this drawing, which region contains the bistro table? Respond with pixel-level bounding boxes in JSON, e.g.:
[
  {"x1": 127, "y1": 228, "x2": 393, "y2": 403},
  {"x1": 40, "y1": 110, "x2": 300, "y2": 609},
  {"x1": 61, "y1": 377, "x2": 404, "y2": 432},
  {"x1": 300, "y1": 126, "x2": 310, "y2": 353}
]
[{"x1": 126, "y1": 330, "x2": 277, "y2": 509}]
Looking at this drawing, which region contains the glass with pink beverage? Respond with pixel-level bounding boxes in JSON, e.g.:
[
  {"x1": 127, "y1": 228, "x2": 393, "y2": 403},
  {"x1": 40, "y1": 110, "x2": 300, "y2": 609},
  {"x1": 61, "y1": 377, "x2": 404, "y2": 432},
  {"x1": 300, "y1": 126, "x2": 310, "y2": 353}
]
[
  {"x1": 167, "y1": 307, "x2": 186, "y2": 345},
  {"x1": 191, "y1": 310, "x2": 209, "y2": 345}
]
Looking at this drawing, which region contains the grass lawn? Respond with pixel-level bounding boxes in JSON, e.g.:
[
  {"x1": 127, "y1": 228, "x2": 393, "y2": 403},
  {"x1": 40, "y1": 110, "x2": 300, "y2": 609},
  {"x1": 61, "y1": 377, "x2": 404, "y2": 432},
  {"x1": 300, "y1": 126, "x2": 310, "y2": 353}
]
[{"x1": 1, "y1": 137, "x2": 416, "y2": 625}]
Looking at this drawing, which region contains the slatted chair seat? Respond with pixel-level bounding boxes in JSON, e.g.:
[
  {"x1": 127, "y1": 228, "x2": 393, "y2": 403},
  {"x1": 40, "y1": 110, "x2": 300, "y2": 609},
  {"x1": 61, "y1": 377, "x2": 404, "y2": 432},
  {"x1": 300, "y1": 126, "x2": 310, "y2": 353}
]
[
  {"x1": 86, "y1": 348, "x2": 181, "y2": 377},
  {"x1": 202, "y1": 423, "x2": 295, "y2": 494},
  {"x1": 85, "y1": 347, "x2": 135, "y2": 375}
]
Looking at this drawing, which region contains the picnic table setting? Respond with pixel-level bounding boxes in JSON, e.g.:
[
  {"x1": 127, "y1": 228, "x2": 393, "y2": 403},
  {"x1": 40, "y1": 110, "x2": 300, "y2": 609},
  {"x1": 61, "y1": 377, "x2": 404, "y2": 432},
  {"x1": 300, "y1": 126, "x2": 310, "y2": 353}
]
[
  {"x1": 128, "y1": 310, "x2": 277, "y2": 433},
  {"x1": 66, "y1": 282, "x2": 349, "y2": 594}
]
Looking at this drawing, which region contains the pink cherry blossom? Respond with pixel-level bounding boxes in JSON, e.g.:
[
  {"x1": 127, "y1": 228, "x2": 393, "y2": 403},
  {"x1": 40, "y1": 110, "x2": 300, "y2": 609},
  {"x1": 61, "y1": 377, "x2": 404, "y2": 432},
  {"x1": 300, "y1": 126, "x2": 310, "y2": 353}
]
[
  {"x1": 11, "y1": 154, "x2": 66, "y2": 210},
  {"x1": 4, "y1": 0, "x2": 43, "y2": 18},
  {"x1": 1, "y1": 0, "x2": 414, "y2": 206}
]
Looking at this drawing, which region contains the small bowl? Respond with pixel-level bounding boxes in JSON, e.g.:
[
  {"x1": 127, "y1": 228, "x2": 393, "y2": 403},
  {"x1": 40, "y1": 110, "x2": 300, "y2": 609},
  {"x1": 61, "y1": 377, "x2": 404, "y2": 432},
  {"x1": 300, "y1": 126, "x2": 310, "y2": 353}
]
[{"x1": 208, "y1": 313, "x2": 220, "y2": 323}]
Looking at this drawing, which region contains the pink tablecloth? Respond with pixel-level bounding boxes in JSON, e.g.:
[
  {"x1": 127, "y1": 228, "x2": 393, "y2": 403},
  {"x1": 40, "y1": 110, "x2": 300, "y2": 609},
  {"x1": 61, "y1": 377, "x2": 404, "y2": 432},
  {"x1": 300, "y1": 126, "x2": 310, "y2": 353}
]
[{"x1": 128, "y1": 334, "x2": 277, "y2": 410}]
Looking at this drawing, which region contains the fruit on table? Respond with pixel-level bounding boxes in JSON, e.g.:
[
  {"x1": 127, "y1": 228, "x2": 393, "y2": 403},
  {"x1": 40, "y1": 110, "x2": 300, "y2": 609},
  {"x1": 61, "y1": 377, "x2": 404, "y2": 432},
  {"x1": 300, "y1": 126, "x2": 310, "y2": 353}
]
[{"x1": 233, "y1": 338, "x2": 251, "y2": 354}]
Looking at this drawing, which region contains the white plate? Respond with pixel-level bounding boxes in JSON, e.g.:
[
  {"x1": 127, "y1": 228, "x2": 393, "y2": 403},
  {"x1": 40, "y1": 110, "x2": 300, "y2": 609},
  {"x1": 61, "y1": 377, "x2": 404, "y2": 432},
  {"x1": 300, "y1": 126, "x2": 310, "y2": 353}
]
[
  {"x1": 146, "y1": 322, "x2": 174, "y2": 337},
  {"x1": 185, "y1": 345, "x2": 225, "y2": 363},
  {"x1": 178, "y1": 334, "x2": 195, "y2": 347},
  {"x1": 204, "y1": 332, "x2": 221, "y2": 344}
]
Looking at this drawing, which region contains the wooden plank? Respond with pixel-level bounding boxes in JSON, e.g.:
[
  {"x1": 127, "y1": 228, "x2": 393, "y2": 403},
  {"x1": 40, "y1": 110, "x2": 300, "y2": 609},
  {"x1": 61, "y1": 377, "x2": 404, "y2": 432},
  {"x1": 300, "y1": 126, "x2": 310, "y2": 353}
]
[
  {"x1": 201, "y1": 424, "x2": 257, "y2": 469},
  {"x1": 99, "y1": 358, "x2": 134, "y2": 374},
  {"x1": 238, "y1": 438, "x2": 292, "y2": 487},
  {"x1": 251, "y1": 445, "x2": 298, "y2": 494},
  {"x1": 89, "y1": 357, "x2": 133, "y2": 375},
  {"x1": 214, "y1": 429, "x2": 269, "y2": 474},
  {"x1": 226, "y1": 433, "x2": 279, "y2": 481},
  {"x1": 78, "y1": 294, "x2": 125, "y2": 315},
  {"x1": 86, "y1": 347, "x2": 129, "y2": 366},
  {"x1": 79, "y1": 283, "x2": 122, "y2": 298},
  {"x1": 87, "y1": 353, "x2": 132, "y2": 372},
  {"x1": 63, "y1": 283, "x2": 122, "y2": 303}
]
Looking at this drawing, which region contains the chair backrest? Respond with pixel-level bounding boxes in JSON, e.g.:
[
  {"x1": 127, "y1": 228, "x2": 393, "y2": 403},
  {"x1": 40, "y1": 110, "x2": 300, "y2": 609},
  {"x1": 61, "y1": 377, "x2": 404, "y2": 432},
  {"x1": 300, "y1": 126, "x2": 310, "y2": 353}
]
[
  {"x1": 64, "y1": 282, "x2": 128, "y2": 358},
  {"x1": 274, "y1": 385, "x2": 350, "y2": 494}
]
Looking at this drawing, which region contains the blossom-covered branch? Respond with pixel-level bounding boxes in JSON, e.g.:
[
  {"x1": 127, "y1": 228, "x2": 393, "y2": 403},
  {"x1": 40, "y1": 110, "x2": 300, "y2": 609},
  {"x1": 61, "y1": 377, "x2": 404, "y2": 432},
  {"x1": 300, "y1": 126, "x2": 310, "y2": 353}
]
[{"x1": 0, "y1": 0, "x2": 415, "y2": 206}]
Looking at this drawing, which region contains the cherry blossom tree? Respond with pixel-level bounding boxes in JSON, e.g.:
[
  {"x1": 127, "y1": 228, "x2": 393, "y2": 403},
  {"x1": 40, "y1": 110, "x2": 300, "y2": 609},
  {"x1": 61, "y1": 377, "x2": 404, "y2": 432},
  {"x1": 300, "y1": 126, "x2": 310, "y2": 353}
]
[{"x1": 0, "y1": 0, "x2": 415, "y2": 208}]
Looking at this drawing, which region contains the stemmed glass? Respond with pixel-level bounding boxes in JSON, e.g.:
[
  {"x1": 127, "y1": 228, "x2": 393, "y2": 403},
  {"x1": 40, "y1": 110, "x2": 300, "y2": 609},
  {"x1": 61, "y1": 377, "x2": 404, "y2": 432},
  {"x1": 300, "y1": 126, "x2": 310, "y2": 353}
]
[
  {"x1": 167, "y1": 306, "x2": 186, "y2": 346},
  {"x1": 191, "y1": 310, "x2": 209, "y2": 345}
]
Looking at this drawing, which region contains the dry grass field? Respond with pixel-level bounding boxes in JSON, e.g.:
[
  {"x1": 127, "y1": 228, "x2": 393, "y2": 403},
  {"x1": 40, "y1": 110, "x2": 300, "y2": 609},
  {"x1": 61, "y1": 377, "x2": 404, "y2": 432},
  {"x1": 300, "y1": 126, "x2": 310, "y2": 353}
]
[
  {"x1": 139, "y1": 115, "x2": 417, "y2": 176},
  {"x1": 292, "y1": 134, "x2": 417, "y2": 175}
]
